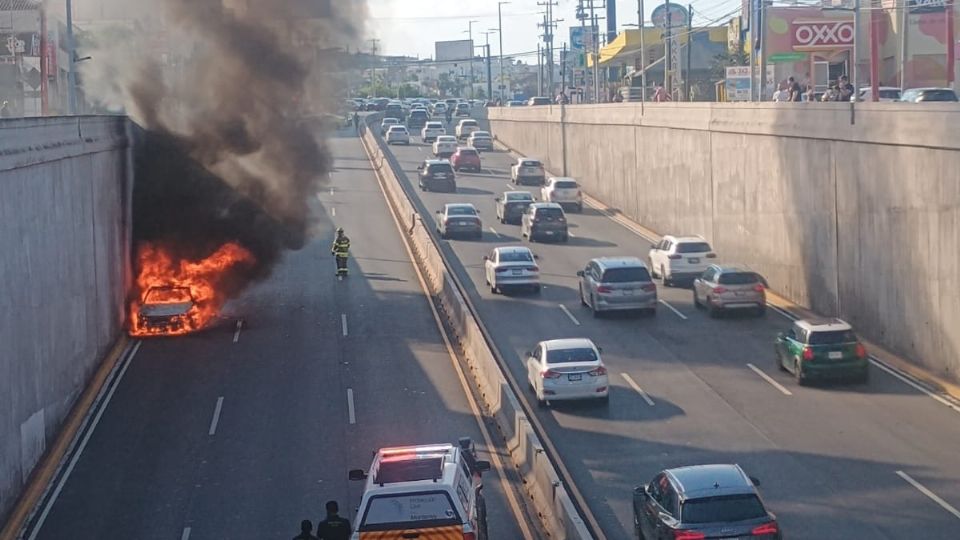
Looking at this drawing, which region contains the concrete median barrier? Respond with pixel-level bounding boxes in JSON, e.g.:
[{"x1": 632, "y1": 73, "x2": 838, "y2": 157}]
[{"x1": 358, "y1": 119, "x2": 593, "y2": 540}]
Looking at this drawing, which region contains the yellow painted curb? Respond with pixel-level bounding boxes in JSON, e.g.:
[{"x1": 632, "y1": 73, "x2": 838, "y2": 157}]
[{"x1": 0, "y1": 335, "x2": 132, "y2": 540}]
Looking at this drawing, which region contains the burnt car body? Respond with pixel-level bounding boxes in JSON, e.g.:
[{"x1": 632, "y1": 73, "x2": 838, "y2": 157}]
[{"x1": 137, "y1": 286, "x2": 195, "y2": 332}]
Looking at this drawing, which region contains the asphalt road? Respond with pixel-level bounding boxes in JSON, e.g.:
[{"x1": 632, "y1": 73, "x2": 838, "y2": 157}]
[
  {"x1": 377, "y1": 111, "x2": 960, "y2": 539},
  {"x1": 31, "y1": 129, "x2": 530, "y2": 540}
]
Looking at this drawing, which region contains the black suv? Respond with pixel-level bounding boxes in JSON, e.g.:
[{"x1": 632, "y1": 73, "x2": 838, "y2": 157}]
[
  {"x1": 633, "y1": 464, "x2": 781, "y2": 539},
  {"x1": 407, "y1": 109, "x2": 429, "y2": 129},
  {"x1": 417, "y1": 159, "x2": 457, "y2": 192}
]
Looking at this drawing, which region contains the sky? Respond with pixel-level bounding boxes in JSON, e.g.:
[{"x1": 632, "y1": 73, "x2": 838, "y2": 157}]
[{"x1": 365, "y1": 0, "x2": 744, "y2": 61}]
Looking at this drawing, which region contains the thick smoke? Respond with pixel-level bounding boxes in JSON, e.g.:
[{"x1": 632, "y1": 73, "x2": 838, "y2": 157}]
[{"x1": 77, "y1": 0, "x2": 366, "y2": 301}]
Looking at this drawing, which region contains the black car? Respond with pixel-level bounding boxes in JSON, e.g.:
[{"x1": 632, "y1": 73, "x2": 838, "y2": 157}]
[
  {"x1": 407, "y1": 109, "x2": 429, "y2": 130},
  {"x1": 417, "y1": 159, "x2": 457, "y2": 192},
  {"x1": 633, "y1": 464, "x2": 781, "y2": 539}
]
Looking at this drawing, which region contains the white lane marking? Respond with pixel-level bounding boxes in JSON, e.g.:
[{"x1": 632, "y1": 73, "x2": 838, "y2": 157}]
[
  {"x1": 658, "y1": 299, "x2": 688, "y2": 320},
  {"x1": 331, "y1": 207, "x2": 336, "y2": 217},
  {"x1": 896, "y1": 471, "x2": 960, "y2": 520},
  {"x1": 417, "y1": 146, "x2": 423, "y2": 152},
  {"x1": 746, "y1": 363, "x2": 793, "y2": 396},
  {"x1": 347, "y1": 388, "x2": 356, "y2": 425},
  {"x1": 27, "y1": 341, "x2": 143, "y2": 540},
  {"x1": 871, "y1": 359, "x2": 960, "y2": 414},
  {"x1": 489, "y1": 227, "x2": 500, "y2": 238},
  {"x1": 181, "y1": 527, "x2": 192, "y2": 540},
  {"x1": 770, "y1": 304, "x2": 797, "y2": 321},
  {"x1": 329, "y1": 187, "x2": 334, "y2": 195},
  {"x1": 568, "y1": 231, "x2": 576, "y2": 238},
  {"x1": 341, "y1": 313, "x2": 348, "y2": 336},
  {"x1": 232, "y1": 319, "x2": 243, "y2": 343},
  {"x1": 621, "y1": 373, "x2": 656, "y2": 406},
  {"x1": 505, "y1": 183, "x2": 514, "y2": 190},
  {"x1": 559, "y1": 304, "x2": 581, "y2": 326},
  {"x1": 208, "y1": 396, "x2": 225, "y2": 435}
]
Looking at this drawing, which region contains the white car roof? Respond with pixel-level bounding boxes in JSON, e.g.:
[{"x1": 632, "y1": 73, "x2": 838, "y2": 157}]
[
  {"x1": 437, "y1": 135, "x2": 457, "y2": 141},
  {"x1": 549, "y1": 176, "x2": 578, "y2": 183},
  {"x1": 382, "y1": 118, "x2": 399, "y2": 123},
  {"x1": 541, "y1": 338, "x2": 597, "y2": 351},
  {"x1": 445, "y1": 203, "x2": 477, "y2": 210},
  {"x1": 503, "y1": 190, "x2": 533, "y2": 197},
  {"x1": 494, "y1": 246, "x2": 533, "y2": 256},
  {"x1": 470, "y1": 131, "x2": 490, "y2": 136},
  {"x1": 387, "y1": 125, "x2": 407, "y2": 131},
  {"x1": 530, "y1": 202, "x2": 563, "y2": 209},
  {"x1": 425, "y1": 121, "x2": 444, "y2": 127},
  {"x1": 459, "y1": 119, "x2": 478, "y2": 124},
  {"x1": 518, "y1": 157, "x2": 542, "y2": 164},
  {"x1": 795, "y1": 318, "x2": 853, "y2": 332},
  {"x1": 664, "y1": 234, "x2": 707, "y2": 243}
]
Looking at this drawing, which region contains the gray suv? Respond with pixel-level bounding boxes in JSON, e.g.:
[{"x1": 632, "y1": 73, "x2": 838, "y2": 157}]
[
  {"x1": 633, "y1": 464, "x2": 781, "y2": 540},
  {"x1": 692, "y1": 265, "x2": 766, "y2": 317},
  {"x1": 578, "y1": 257, "x2": 657, "y2": 317},
  {"x1": 521, "y1": 203, "x2": 568, "y2": 243}
]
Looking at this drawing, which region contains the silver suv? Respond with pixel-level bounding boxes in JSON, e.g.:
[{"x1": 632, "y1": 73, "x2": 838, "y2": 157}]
[
  {"x1": 692, "y1": 265, "x2": 767, "y2": 317},
  {"x1": 578, "y1": 257, "x2": 657, "y2": 317}
]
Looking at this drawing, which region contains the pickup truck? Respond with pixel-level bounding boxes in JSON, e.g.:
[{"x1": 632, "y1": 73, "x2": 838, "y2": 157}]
[{"x1": 510, "y1": 157, "x2": 546, "y2": 186}]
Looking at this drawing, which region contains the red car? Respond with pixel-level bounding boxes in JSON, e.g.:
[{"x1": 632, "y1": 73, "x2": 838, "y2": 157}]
[{"x1": 451, "y1": 147, "x2": 482, "y2": 172}]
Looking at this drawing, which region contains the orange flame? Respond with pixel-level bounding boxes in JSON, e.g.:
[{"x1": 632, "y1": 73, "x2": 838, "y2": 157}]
[{"x1": 129, "y1": 242, "x2": 256, "y2": 336}]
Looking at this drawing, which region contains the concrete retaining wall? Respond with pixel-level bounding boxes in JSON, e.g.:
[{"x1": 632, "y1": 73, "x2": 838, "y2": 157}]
[
  {"x1": 359, "y1": 122, "x2": 592, "y2": 539},
  {"x1": 0, "y1": 117, "x2": 131, "y2": 522},
  {"x1": 489, "y1": 102, "x2": 960, "y2": 382}
]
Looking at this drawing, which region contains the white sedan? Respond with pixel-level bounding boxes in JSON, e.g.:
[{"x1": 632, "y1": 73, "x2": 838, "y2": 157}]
[
  {"x1": 432, "y1": 135, "x2": 458, "y2": 158},
  {"x1": 483, "y1": 246, "x2": 540, "y2": 294},
  {"x1": 526, "y1": 338, "x2": 608, "y2": 406},
  {"x1": 385, "y1": 125, "x2": 410, "y2": 145},
  {"x1": 541, "y1": 177, "x2": 583, "y2": 212}
]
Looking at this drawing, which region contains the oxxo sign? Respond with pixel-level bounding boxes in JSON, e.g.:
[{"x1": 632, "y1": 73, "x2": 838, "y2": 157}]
[{"x1": 791, "y1": 19, "x2": 854, "y2": 50}]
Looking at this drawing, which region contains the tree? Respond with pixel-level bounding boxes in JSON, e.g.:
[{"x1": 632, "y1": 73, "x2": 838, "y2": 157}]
[{"x1": 710, "y1": 43, "x2": 749, "y2": 81}]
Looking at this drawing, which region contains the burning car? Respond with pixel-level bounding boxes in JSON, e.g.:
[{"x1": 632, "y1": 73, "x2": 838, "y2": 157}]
[{"x1": 136, "y1": 286, "x2": 196, "y2": 334}]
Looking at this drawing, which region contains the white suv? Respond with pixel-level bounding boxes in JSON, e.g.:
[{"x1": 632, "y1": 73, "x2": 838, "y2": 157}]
[
  {"x1": 421, "y1": 121, "x2": 446, "y2": 142},
  {"x1": 648, "y1": 235, "x2": 716, "y2": 286},
  {"x1": 541, "y1": 177, "x2": 583, "y2": 212},
  {"x1": 455, "y1": 118, "x2": 479, "y2": 140}
]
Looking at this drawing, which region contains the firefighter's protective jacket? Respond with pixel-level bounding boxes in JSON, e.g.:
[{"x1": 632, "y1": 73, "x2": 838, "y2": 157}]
[{"x1": 331, "y1": 235, "x2": 350, "y2": 257}]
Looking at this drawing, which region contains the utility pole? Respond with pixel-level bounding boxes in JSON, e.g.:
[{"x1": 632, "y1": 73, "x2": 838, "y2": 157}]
[
  {"x1": 66, "y1": 0, "x2": 77, "y2": 114},
  {"x1": 538, "y1": 0, "x2": 560, "y2": 98},
  {"x1": 869, "y1": 0, "x2": 880, "y2": 100},
  {"x1": 665, "y1": 0, "x2": 673, "y2": 96},
  {"x1": 498, "y1": 2, "x2": 510, "y2": 101},
  {"x1": 638, "y1": 0, "x2": 647, "y2": 102},
  {"x1": 466, "y1": 20, "x2": 479, "y2": 99},
  {"x1": 759, "y1": 0, "x2": 768, "y2": 100},
  {"x1": 537, "y1": 43, "x2": 544, "y2": 95},
  {"x1": 947, "y1": 0, "x2": 955, "y2": 87},
  {"x1": 685, "y1": 4, "x2": 692, "y2": 101},
  {"x1": 899, "y1": 0, "x2": 908, "y2": 91},
  {"x1": 369, "y1": 38, "x2": 380, "y2": 97},
  {"x1": 40, "y1": 6, "x2": 48, "y2": 115},
  {"x1": 482, "y1": 30, "x2": 496, "y2": 100}
]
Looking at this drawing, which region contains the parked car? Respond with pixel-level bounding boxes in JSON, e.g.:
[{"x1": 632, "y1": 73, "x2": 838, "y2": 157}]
[
  {"x1": 433, "y1": 135, "x2": 458, "y2": 158},
  {"x1": 484, "y1": 246, "x2": 540, "y2": 294},
  {"x1": 451, "y1": 147, "x2": 481, "y2": 172},
  {"x1": 775, "y1": 318, "x2": 869, "y2": 385},
  {"x1": 421, "y1": 121, "x2": 446, "y2": 142},
  {"x1": 417, "y1": 159, "x2": 457, "y2": 192},
  {"x1": 495, "y1": 191, "x2": 535, "y2": 224},
  {"x1": 853, "y1": 86, "x2": 902, "y2": 102},
  {"x1": 436, "y1": 203, "x2": 482, "y2": 239},
  {"x1": 506, "y1": 100, "x2": 526, "y2": 107},
  {"x1": 526, "y1": 338, "x2": 608, "y2": 406},
  {"x1": 510, "y1": 157, "x2": 546, "y2": 186},
  {"x1": 541, "y1": 177, "x2": 583, "y2": 212},
  {"x1": 467, "y1": 130, "x2": 494, "y2": 151},
  {"x1": 385, "y1": 125, "x2": 410, "y2": 145},
  {"x1": 693, "y1": 265, "x2": 767, "y2": 317},
  {"x1": 380, "y1": 117, "x2": 399, "y2": 136},
  {"x1": 578, "y1": 257, "x2": 657, "y2": 317},
  {"x1": 521, "y1": 202, "x2": 568, "y2": 243},
  {"x1": 455, "y1": 118, "x2": 480, "y2": 140},
  {"x1": 527, "y1": 96, "x2": 551, "y2": 106},
  {"x1": 634, "y1": 464, "x2": 781, "y2": 540},
  {"x1": 900, "y1": 87, "x2": 958, "y2": 102},
  {"x1": 649, "y1": 235, "x2": 716, "y2": 286}
]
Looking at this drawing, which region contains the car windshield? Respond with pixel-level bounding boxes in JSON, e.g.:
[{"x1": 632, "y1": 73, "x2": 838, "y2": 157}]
[
  {"x1": 447, "y1": 206, "x2": 476, "y2": 216},
  {"x1": 676, "y1": 242, "x2": 712, "y2": 253},
  {"x1": 534, "y1": 208, "x2": 564, "y2": 220},
  {"x1": 499, "y1": 250, "x2": 534, "y2": 263},
  {"x1": 410, "y1": 111, "x2": 427, "y2": 117},
  {"x1": 383, "y1": 119, "x2": 398, "y2": 124},
  {"x1": 807, "y1": 329, "x2": 858, "y2": 345},
  {"x1": 506, "y1": 192, "x2": 533, "y2": 201},
  {"x1": 681, "y1": 495, "x2": 767, "y2": 524},
  {"x1": 458, "y1": 149, "x2": 478, "y2": 156},
  {"x1": 718, "y1": 272, "x2": 761, "y2": 285},
  {"x1": 554, "y1": 181, "x2": 578, "y2": 189},
  {"x1": 601, "y1": 267, "x2": 651, "y2": 283},
  {"x1": 360, "y1": 492, "x2": 460, "y2": 529},
  {"x1": 546, "y1": 347, "x2": 598, "y2": 364},
  {"x1": 462, "y1": 121, "x2": 477, "y2": 126},
  {"x1": 426, "y1": 123, "x2": 442, "y2": 128},
  {"x1": 920, "y1": 90, "x2": 958, "y2": 101},
  {"x1": 438, "y1": 137, "x2": 455, "y2": 143},
  {"x1": 878, "y1": 89, "x2": 901, "y2": 99},
  {"x1": 427, "y1": 164, "x2": 453, "y2": 174},
  {"x1": 144, "y1": 287, "x2": 192, "y2": 303},
  {"x1": 521, "y1": 160, "x2": 542, "y2": 167},
  {"x1": 472, "y1": 132, "x2": 490, "y2": 137}
]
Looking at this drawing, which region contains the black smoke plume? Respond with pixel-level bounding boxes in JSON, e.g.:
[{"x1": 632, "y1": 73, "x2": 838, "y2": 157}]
[{"x1": 78, "y1": 0, "x2": 366, "y2": 305}]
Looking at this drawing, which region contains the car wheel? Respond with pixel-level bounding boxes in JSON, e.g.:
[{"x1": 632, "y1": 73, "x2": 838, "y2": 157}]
[
  {"x1": 775, "y1": 349, "x2": 787, "y2": 372},
  {"x1": 561, "y1": 233, "x2": 569, "y2": 243},
  {"x1": 856, "y1": 369, "x2": 870, "y2": 385},
  {"x1": 661, "y1": 266, "x2": 671, "y2": 287},
  {"x1": 707, "y1": 298, "x2": 720, "y2": 318},
  {"x1": 756, "y1": 305, "x2": 767, "y2": 317},
  {"x1": 474, "y1": 231, "x2": 483, "y2": 240},
  {"x1": 590, "y1": 296, "x2": 599, "y2": 318},
  {"x1": 693, "y1": 289, "x2": 702, "y2": 308},
  {"x1": 579, "y1": 284, "x2": 587, "y2": 306},
  {"x1": 650, "y1": 264, "x2": 659, "y2": 279},
  {"x1": 576, "y1": 203, "x2": 583, "y2": 213},
  {"x1": 532, "y1": 285, "x2": 541, "y2": 294},
  {"x1": 490, "y1": 283, "x2": 498, "y2": 294},
  {"x1": 794, "y1": 358, "x2": 807, "y2": 386}
]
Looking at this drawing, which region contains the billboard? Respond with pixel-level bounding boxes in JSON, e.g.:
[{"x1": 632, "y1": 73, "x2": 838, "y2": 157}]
[{"x1": 435, "y1": 39, "x2": 474, "y2": 62}]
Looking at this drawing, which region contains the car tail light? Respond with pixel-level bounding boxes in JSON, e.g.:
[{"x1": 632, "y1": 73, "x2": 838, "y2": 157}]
[
  {"x1": 672, "y1": 531, "x2": 706, "y2": 540},
  {"x1": 668, "y1": 254, "x2": 682, "y2": 260},
  {"x1": 752, "y1": 522, "x2": 779, "y2": 536},
  {"x1": 855, "y1": 343, "x2": 867, "y2": 358},
  {"x1": 706, "y1": 253, "x2": 717, "y2": 258},
  {"x1": 802, "y1": 347, "x2": 814, "y2": 361},
  {"x1": 528, "y1": 266, "x2": 540, "y2": 272},
  {"x1": 540, "y1": 369, "x2": 562, "y2": 379},
  {"x1": 462, "y1": 533, "x2": 476, "y2": 540},
  {"x1": 495, "y1": 267, "x2": 510, "y2": 273},
  {"x1": 596, "y1": 285, "x2": 613, "y2": 294},
  {"x1": 589, "y1": 365, "x2": 608, "y2": 376},
  {"x1": 754, "y1": 284, "x2": 766, "y2": 293},
  {"x1": 713, "y1": 287, "x2": 727, "y2": 295},
  {"x1": 641, "y1": 283, "x2": 657, "y2": 292}
]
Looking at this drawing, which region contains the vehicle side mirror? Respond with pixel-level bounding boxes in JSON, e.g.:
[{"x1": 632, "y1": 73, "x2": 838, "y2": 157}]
[
  {"x1": 524, "y1": 350, "x2": 533, "y2": 358},
  {"x1": 495, "y1": 197, "x2": 501, "y2": 202},
  {"x1": 597, "y1": 347, "x2": 603, "y2": 353},
  {"x1": 635, "y1": 485, "x2": 648, "y2": 498},
  {"x1": 417, "y1": 165, "x2": 424, "y2": 170},
  {"x1": 776, "y1": 332, "x2": 785, "y2": 341},
  {"x1": 533, "y1": 254, "x2": 540, "y2": 260},
  {"x1": 761, "y1": 277, "x2": 770, "y2": 288},
  {"x1": 482, "y1": 255, "x2": 489, "y2": 261},
  {"x1": 750, "y1": 476, "x2": 761, "y2": 487},
  {"x1": 474, "y1": 460, "x2": 491, "y2": 473},
  {"x1": 576, "y1": 270, "x2": 584, "y2": 277},
  {"x1": 348, "y1": 469, "x2": 367, "y2": 481}
]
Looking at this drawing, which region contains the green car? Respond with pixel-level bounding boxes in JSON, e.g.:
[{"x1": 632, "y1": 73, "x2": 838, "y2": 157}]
[{"x1": 775, "y1": 318, "x2": 869, "y2": 385}]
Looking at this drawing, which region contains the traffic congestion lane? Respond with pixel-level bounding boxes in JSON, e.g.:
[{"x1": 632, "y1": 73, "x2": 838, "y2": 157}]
[
  {"x1": 33, "y1": 131, "x2": 530, "y2": 540},
  {"x1": 380, "y1": 122, "x2": 960, "y2": 538}
]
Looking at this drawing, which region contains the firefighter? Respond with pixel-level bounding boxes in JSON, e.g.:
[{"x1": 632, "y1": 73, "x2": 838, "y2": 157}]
[{"x1": 331, "y1": 227, "x2": 350, "y2": 277}]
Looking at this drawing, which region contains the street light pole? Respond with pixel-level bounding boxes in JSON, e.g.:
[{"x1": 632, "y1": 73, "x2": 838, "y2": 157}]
[
  {"x1": 466, "y1": 20, "x2": 479, "y2": 99},
  {"x1": 482, "y1": 30, "x2": 496, "y2": 99},
  {"x1": 66, "y1": 0, "x2": 77, "y2": 114},
  {"x1": 638, "y1": 0, "x2": 647, "y2": 102},
  {"x1": 498, "y1": 2, "x2": 510, "y2": 101}
]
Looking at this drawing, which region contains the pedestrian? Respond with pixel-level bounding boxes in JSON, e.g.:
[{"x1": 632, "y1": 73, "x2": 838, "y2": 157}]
[
  {"x1": 821, "y1": 84, "x2": 838, "y2": 102},
  {"x1": 803, "y1": 84, "x2": 815, "y2": 102},
  {"x1": 772, "y1": 83, "x2": 785, "y2": 102},
  {"x1": 653, "y1": 82, "x2": 671, "y2": 102},
  {"x1": 0, "y1": 101, "x2": 11, "y2": 118},
  {"x1": 837, "y1": 75, "x2": 854, "y2": 101},
  {"x1": 787, "y1": 76, "x2": 802, "y2": 102},
  {"x1": 293, "y1": 519, "x2": 319, "y2": 540},
  {"x1": 317, "y1": 500, "x2": 351, "y2": 540}
]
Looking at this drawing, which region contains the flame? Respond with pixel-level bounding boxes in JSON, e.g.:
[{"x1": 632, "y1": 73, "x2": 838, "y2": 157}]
[{"x1": 129, "y1": 242, "x2": 256, "y2": 336}]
